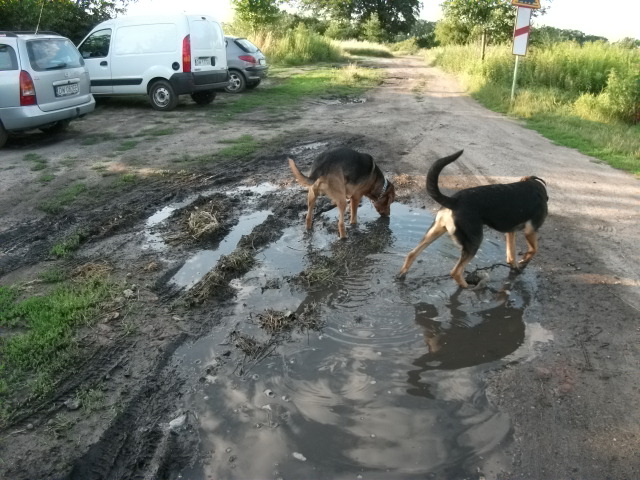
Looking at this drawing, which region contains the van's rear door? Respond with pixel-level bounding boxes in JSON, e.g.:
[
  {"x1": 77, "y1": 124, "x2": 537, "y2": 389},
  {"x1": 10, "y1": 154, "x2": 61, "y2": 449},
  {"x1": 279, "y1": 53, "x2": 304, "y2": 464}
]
[{"x1": 187, "y1": 16, "x2": 227, "y2": 73}]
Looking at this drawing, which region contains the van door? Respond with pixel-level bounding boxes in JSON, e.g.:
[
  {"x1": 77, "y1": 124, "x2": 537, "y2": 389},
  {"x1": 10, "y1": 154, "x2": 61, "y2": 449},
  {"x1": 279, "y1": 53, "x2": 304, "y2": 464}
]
[
  {"x1": 77, "y1": 29, "x2": 113, "y2": 94},
  {"x1": 187, "y1": 16, "x2": 227, "y2": 73}
]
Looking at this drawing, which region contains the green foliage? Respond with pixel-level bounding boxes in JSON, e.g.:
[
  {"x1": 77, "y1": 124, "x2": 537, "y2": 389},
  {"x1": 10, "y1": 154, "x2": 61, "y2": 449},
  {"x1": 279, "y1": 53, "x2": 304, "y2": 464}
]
[
  {"x1": 298, "y1": 0, "x2": 420, "y2": 37},
  {"x1": 395, "y1": 20, "x2": 438, "y2": 48},
  {"x1": 437, "y1": 0, "x2": 516, "y2": 45},
  {"x1": 362, "y1": 13, "x2": 385, "y2": 43},
  {"x1": 232, "y1": 0, "x2": 281, "y2": 27},
  {"x1": 251, "y1": 24, "x2": 343, "y2": 65},
  {"x1": 531, "y1": 25, "x2": 609, "y2": 47},
  {"x1": 339, "y1": 39, "x2": 394, "y2": 58},
  {"x1": 0, "y1": 0, "x2": 132, "y2": 43}
]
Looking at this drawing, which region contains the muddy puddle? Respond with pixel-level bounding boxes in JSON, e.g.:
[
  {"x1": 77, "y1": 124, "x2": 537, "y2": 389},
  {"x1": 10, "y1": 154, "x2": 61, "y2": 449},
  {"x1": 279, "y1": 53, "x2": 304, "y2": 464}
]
[{"x1": 145, "y1": 185, "x2": 552, "y2": 479}]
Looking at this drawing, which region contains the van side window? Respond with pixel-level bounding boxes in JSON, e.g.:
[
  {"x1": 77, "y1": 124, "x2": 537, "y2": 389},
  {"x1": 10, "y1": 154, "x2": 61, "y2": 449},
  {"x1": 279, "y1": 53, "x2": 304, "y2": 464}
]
[
  {"x1": 0, "y1": 44, "x2": 18, "y2": 70},
  {"x1": 79, "y1": 29, "x2": 112, "y2": 59}
]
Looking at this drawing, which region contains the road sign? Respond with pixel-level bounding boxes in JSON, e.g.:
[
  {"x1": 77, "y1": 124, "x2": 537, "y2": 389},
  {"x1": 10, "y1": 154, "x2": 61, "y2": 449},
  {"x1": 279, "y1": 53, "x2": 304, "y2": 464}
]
[
  {"x1": 511, "y1": 0, "x2": 541, "y2": 8},
  {"x1": 513, "y1": 6, "x2": 532, "y2": 56}
]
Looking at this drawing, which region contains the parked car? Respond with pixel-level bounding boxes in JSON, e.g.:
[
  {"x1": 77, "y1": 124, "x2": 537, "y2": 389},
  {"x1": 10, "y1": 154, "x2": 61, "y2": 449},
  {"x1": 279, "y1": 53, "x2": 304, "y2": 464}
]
[
  {"x1": 0, "y1": 31, "x2": 95, "y2": 148},
  {"x1": 77, "y1": 15, "x2": 229, "y2": 111},
  {"x1": 225, "y1": 36, "x2": 268, "y2": 93}
]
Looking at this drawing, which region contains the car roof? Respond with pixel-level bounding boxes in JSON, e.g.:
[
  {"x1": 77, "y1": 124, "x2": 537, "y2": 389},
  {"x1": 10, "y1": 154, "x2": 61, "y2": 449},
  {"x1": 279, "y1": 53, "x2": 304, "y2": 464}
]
[{"x1": 0, "y1": 31, "x2": 65, "y2": 40}]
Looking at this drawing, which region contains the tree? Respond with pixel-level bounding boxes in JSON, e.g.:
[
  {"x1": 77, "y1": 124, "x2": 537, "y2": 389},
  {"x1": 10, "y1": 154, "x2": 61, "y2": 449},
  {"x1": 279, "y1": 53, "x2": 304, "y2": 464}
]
[
  {"x1": 232, "y1": 0, "x2": 281, "y2": 27},
  {"x1": 436, "y1": 0, "x2": 516, "y2": 47},
  {"x1": 0, "y1": 0, "x2": 134, "y2": 43},
  {"x1": 530, "y1": 26, "x2": 608, "y2": 46},
  {"x1": 296, "y1": 0, "x2": 420, "y2": 37}
]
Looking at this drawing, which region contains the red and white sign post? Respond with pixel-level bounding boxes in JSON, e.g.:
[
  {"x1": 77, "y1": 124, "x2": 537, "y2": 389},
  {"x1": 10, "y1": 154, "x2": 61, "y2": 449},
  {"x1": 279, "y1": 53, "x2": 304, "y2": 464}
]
[{"x1": 510, "y1": 0, "x2": 540, "y2": 102}]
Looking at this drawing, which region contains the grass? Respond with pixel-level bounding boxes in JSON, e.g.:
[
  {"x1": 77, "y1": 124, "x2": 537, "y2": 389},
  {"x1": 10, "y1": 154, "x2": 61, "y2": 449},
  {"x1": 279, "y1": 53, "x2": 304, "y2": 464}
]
[
  {"x1": 39, "y1": 182, "x2": 87, "y2": 214},
  {"x1": 215, "y1": 134, "x2": 260, "y2": 160},
  {"x1": 24, "y1": 153, "x2": 48, "y2": 171},
  {"x1": 117, "y1": 140, "x2": 138, "y2": 151},
  {"x1": 0, "y1": 275, "x2": 117, "y2": 420},
  {"x1": 428, "y1": 43, "x2": 639, "y2": 174},
  {"x1": 50, "y1": 230, "x2": 86, "y2": 258},
  {"x1": 211, "y1": 65, "x2": 384, "y2": 123},
  {"x1": 338, "y1": 39, "x2": 394, "y2": 58}
]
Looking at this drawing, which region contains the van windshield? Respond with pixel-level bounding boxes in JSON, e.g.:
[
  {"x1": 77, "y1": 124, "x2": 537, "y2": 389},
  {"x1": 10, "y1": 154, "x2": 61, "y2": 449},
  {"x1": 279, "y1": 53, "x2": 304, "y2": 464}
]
[{"x1": 27, "y1": 38, "x2": 83, "y2": 71}]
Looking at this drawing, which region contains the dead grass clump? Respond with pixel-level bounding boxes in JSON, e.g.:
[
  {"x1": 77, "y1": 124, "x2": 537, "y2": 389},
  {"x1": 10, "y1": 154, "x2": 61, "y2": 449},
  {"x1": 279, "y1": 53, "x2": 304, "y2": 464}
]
[
  {"x1": 72, "y1": 262, "x2": 112, "y2": 279},
  {"x1": 187, "y1": 248, "x2": 256, "y2": 303},
  {"x1": 256, "y1": 309, "x2": 295, "y2": 334},
  {"x1": 187, "y1": 206, "x2": 221, "y2": 239},
  {"x1": 392, "y1": 173, "x2": 423, "y2": 190},
  {"x1": 230, "y1": 331, "x2": 264, "y2": 357}
]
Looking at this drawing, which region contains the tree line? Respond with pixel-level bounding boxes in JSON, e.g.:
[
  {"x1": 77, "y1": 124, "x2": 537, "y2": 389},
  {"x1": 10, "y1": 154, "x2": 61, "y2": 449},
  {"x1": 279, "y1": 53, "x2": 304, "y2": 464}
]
[{"x1": 1, "y1": 0, "x2": 637, "y2": 48}]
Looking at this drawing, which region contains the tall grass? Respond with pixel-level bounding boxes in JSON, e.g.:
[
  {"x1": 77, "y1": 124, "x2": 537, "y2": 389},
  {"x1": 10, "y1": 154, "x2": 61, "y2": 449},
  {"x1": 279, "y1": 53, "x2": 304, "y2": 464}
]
[
  {"x1": 429, "y1": 42, "x2": 639, "y2": 173},
  {"x1": 228, "y1": 24, "x2": 343, "y2": 65},
  {"x1": 430, "y1": 42, "x2": 639, "y2": 124}
]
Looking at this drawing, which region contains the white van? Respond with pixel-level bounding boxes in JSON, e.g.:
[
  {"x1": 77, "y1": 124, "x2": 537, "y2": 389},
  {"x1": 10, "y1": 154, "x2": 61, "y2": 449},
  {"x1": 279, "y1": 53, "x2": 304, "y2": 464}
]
[{"x1": 77, "y1": 15, "x2": 228, "y2": 111}]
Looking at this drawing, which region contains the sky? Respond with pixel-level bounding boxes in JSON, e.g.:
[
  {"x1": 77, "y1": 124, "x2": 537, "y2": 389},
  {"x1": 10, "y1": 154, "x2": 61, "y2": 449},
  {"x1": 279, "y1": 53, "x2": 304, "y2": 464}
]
[{"x1": 125, "y1": 0, "x2": 639, "y2": 42}]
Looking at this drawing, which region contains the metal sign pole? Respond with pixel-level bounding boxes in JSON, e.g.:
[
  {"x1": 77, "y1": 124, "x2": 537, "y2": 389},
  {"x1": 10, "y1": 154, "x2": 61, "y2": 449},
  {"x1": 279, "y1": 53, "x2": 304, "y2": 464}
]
[
  {"x1": 511, "y1": 55, "x2": 520, "y2": 104},
  {"x1": 510, "y1": 2, "x2": 536, "y2": 105}
]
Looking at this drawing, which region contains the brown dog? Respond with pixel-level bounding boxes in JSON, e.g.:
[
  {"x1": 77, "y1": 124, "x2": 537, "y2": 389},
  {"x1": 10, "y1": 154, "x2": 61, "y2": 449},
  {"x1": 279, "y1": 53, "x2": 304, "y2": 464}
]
[
  {"x1": 398, "y1": 150, "x2": 548, "y2": 288},
  {"x1": 288, "y1": 147, "x2": 396, "y2": 238}
]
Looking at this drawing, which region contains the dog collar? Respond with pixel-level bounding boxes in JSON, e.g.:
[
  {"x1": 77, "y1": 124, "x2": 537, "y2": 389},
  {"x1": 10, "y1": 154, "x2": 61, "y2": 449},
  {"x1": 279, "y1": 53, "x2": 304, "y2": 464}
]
[{"x1": 378, "y1": 178, "x2": 389, "y2": 200}]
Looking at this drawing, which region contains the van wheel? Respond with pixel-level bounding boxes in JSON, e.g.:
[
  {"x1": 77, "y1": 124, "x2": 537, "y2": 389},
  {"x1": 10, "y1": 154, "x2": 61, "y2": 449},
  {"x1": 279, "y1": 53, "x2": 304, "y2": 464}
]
[
  {"x1": 149, "y1": 80, "x2": 179, "y2": 111},
  {"x1": 40, "y1": 119, "x2": 71, "y2": 134},
  {"x1": 191, "y1": 91, "x2": 216, "y2": 105},
  {"x1": 225, "y1": 70, "x2": 246, "y2": 93},
  {"x1": 0, "y1": 122, "x2": 8, "y2": 148}
]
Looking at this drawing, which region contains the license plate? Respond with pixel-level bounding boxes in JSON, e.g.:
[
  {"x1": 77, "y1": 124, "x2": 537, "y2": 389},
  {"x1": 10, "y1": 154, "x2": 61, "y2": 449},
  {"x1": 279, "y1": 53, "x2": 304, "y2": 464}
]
[
  {"x1": 195, "y1": 57, "x2": 211, "y2": 66},
  {"x1": 259, "y1": 58, "x2": 266, "y2": 65},
  {"x1": 55, "y1": 83, "x2": 79, "y2": 97}
]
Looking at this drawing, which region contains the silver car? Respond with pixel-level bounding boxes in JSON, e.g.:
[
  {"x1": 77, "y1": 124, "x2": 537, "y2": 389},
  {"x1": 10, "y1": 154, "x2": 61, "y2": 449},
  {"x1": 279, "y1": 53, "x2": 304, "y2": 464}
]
[
  {"x1": 224, "y1": 36, "x2": 268, "y2": 93},
  {"x1": 0, "y1": 31, "x2": 95, "y2": 148}
]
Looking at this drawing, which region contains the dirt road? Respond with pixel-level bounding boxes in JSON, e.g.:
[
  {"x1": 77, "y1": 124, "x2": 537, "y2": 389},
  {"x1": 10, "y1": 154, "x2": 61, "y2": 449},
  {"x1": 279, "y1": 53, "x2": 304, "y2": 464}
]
[{"x1": 1, "y1": 55, "x2": 639, "y2": 479}]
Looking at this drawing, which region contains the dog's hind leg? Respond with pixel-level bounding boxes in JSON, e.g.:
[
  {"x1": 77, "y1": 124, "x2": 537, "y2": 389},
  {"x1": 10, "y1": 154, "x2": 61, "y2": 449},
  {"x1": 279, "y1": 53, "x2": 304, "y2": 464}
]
[
  {"x1": 450, "y1": 248, "x2": 477, "y2": 288},
  {"x1": 397, "y1": 213, "x2": 449, "y2": 278},
  {"x1": 520, "y1": 222, "x2": 538, "y2": 264},
  {"x1": 505, "y1": 232, "x2": 518, "y2": 269},
  {"x1": 349, "y1": 194, "x2": 362, "y2": 225},
  {"x1": 305, "y1": 187, "x2": 317, "y2": 230},
  {"x1": 336, "y1": 197, "x2": 348, "y2": 239}
]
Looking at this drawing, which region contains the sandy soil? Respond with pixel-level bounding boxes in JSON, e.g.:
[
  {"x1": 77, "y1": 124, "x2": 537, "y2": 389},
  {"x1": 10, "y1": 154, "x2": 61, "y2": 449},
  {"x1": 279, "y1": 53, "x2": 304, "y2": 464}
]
[{"x1": 0, "y1": 55, "x2": 639, "y2": 479}]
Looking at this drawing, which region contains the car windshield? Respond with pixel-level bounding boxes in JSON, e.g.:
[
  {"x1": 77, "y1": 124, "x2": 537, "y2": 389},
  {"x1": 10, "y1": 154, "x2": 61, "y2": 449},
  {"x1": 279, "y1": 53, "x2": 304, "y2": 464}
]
[
  {"x1": 27, "y1": 38, "x2": 83, "y2": 71},
  {"x1": 235, "y1": 38, "x2": 259, "y2": 53}
]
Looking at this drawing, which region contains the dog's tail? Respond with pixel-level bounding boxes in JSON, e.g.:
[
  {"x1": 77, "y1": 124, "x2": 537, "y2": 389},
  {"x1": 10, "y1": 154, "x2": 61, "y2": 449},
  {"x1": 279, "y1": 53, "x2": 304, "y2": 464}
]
[
  {"x1": 426, "y1": 150, "x2": 464, "y2": 209},
  {"x1": 288, "y1": 158, "x2": 314, "y2": 187}
]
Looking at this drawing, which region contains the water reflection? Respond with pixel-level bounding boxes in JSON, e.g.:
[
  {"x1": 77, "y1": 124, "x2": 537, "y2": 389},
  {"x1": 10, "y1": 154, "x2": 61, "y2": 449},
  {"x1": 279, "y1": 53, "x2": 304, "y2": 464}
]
[{"x1": 408, "y1": 289, "x2": 525, "y2": 398}]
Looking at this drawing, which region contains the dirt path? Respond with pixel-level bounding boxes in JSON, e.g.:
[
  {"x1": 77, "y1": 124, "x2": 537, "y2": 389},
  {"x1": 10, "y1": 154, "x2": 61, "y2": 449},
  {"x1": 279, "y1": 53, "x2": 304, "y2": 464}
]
[{"x1": 1, "y1": 55, "x2": 639, "y2": 479}]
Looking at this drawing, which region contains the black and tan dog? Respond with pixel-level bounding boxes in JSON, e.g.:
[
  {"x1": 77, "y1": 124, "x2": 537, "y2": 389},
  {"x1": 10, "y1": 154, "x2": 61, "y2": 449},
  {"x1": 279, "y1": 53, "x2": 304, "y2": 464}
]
[
  {"x1": 288, "y1": 147, "x2": 396, "y2": 238},
  {"x1": 398, "y1": 150, "x2": 548, "y2": 288}
]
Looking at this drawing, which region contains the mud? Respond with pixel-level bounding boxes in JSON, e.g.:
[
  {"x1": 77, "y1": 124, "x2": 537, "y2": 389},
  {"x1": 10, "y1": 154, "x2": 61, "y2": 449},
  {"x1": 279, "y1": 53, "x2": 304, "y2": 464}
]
[{"x1": 0, "y1": 56, "x2": 639, "y2": 480}]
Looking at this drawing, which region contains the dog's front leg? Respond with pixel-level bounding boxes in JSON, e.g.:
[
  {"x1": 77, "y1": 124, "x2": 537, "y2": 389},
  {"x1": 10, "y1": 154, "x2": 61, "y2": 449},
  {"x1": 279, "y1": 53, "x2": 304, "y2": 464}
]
[{"x1": 397, "y1": 218, "x2": 447, "y2": 278}]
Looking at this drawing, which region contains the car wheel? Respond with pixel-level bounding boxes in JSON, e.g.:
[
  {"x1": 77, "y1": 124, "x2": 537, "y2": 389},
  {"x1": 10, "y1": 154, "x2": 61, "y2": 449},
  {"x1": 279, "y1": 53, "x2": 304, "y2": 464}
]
[
  {"x1": 245, "y1": 79, "x2": 261, "y2": 90},
  {"x1": 149, "y1": 80, "x2": 179, "y2": 111},
  {"x1": 225, "y1": 70, "x2": 246, "y2": 94},
  {"x1": 39, "y1": 119, "x2": 71, "y2": 134},
  {"x1": 0, "y1": 122, "x2": 8, "y2": 148},
  {"x1": 191, "y1": 90, "x2": 216, "y2": 106}
]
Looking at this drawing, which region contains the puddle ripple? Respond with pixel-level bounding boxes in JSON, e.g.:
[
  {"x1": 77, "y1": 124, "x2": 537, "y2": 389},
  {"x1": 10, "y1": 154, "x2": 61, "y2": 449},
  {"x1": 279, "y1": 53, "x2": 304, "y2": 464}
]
[{"x1": 172, "y1": 201, "x2": 552, "y2": 479}]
